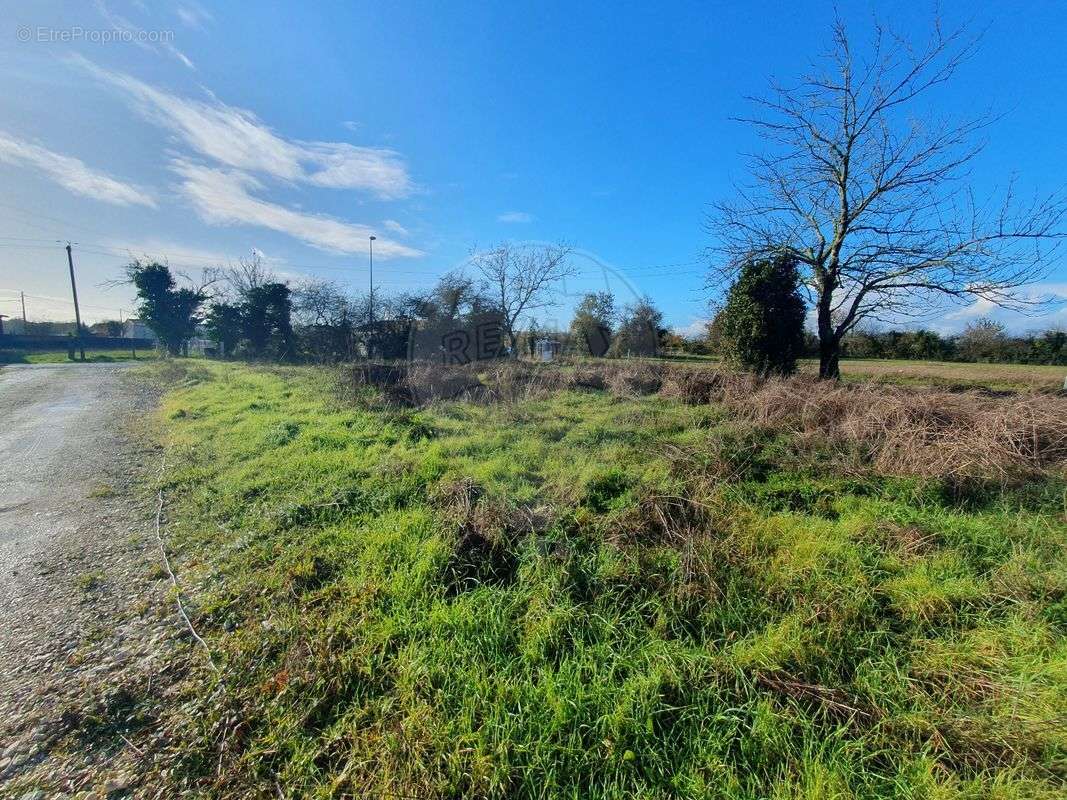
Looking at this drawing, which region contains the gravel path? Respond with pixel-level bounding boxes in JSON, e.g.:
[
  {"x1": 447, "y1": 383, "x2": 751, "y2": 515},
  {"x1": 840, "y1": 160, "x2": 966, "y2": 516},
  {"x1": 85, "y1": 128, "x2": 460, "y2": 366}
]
[{"x1": 0, "y1": 363, "x2": 184, "y2": 799}]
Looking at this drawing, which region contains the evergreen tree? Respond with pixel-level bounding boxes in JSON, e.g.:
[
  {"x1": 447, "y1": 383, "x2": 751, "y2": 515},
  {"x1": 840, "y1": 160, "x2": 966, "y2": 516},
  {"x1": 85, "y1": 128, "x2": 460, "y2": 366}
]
[
  {"x1": 718, "y1": 254, "x2": 806, "y2": 376},
  {"x1": 125, "y1": 260, "x2": 206, "y2": 356},
  {"x1": 243, "y1": 282, "x2": 295, "y2": 360},
  {"x1": 205, "y1": 302, "x2": 244, "y2": 357}
]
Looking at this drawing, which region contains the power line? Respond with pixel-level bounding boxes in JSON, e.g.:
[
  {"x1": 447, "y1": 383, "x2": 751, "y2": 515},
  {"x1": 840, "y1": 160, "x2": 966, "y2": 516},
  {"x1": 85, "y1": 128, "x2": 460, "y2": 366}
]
[
  {"x1": 0, "y1": 199, "x2": 119, "y2": 240},
  {"x1": 0, "y1": 242, "x2": 66, "y2": 251},
  {"x1": 0, "y1": 235, "x2": 62, "y2": 243},
  {"x1": 0, "y1": 290, "x2": 125, "y2": 314},
  {"x1": 0, "y1": 212, "x2": 706, "y2": 278},
  {"x1": 0, "y1": 208, "x2": 709, "y2": 325},
  {"x1": 0, "y1": 239, "x2": 704, "y2": 280}
]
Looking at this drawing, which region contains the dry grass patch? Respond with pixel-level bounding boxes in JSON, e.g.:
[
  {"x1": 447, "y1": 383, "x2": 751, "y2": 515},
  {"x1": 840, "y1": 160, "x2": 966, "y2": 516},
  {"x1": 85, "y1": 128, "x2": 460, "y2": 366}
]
[
  {"x1": 727, "y1": 377, "x2": 1067, "y2": 480},
  {"x1": 345, "y1": 360, "x2": 1067, "y2": 481}
]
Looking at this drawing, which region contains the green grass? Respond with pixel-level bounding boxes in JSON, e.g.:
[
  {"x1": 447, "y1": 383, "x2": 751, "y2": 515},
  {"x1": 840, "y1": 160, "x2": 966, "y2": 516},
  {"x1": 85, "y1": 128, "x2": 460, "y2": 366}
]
[
  {"x1": 145, "y1": 362, "x2": 1067, "y2": 798},
  {"x1": 0, "y1": 348, "x2": 159, "y2": 364},
  {"x1": 824, "y1": 359, "x2": 1067, "y2": 391},
  {"x1": 657, "y1": 354, "x2": 1066, "y2": 391}
]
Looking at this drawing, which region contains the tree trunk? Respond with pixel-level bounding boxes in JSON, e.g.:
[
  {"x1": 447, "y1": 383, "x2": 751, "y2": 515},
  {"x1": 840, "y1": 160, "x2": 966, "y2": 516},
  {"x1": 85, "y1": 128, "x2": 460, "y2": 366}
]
[
  {"x1": 505, "y1": 326, "x2": 520, "y2": 359},
  {"x1": 816, "y1": 282, "x2": 841, "y2": 380},
  {"x1": 818, "y1": 336, "x2": 840, "y2": 380}
]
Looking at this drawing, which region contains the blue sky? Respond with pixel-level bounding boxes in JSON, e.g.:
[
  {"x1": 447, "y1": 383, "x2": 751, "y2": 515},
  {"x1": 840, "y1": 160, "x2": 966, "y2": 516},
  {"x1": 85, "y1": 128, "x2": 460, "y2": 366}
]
[{"x1": 0, "y1": 0, "x2": 1065, "y2": 334}]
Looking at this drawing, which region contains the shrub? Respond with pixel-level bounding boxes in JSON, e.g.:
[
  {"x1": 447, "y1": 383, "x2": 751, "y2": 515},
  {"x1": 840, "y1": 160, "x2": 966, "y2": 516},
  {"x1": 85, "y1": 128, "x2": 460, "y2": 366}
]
[{"x1": 718, "y1": 254, "x2": 806, "y2": 376}]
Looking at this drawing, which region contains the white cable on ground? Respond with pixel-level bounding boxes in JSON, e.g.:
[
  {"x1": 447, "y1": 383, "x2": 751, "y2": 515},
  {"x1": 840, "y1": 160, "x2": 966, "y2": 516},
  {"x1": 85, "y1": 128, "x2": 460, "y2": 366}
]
[{"x1": 154, "y1": 451, "x2": 219, "y2": 675}]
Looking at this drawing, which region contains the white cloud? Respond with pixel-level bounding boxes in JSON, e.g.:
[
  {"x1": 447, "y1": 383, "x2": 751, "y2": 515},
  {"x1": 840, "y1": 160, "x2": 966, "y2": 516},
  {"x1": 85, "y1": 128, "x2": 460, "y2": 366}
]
[
  {"x1": 79, "y1": 59, "x2": 414, "y2": 199},
  {"x1": 945, "y1": 283, "x2": 1067, "y2": 323},
  {"x1": 175, "y1": 3, "x2": 213, "y2": 29},
  {"x1": 382, "y1": 219, "x2": 409, "y2": 236},
  {"x1": 498, "y1": 211, "x2": 534, "y2": 223},
  {"x1": 94, "y1": 0, "x2": 195, "y2": 69},
  {"x1": 171, "y1": 160, "x2": 421, "y2": 258},
  {"x1": 945, "y1": 296, "x2": 998, "y2": 321},
  {"x1": 0, "y1": 130, "x2": 156, "y2": 208},
  {"x1": 919, "y1": 282, "x2": 1067, "y2": 333},
  {"x1": 1036, "y1": 283, "x2": 1067, "y2": 301},
  {"x1": 302, "y1": 143, "x2": 412, "y2": 196},
  {"x1": 675, "y1": 318, "x2": 710, "y2": 339}
]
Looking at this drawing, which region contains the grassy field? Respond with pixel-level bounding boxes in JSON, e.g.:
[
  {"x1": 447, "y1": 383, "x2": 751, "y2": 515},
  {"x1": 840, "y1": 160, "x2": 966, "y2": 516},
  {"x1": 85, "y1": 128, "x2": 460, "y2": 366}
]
[
  {"x1": 826, "y1": 359, "x2": 1067, "y2": 392},
  {"x1": 661, "y1": 355, "x2": 1067, "y2": 392},
  {"x1": 140, "y1": 360, "x2": 1067, "y2": 798},
  {"x1": 0, "y1": 348, "x2": 158, "y2": 365}
]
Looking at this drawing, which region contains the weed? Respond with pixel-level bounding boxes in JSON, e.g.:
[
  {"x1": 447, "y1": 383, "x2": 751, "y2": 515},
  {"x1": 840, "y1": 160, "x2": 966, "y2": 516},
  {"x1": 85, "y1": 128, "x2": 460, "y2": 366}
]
[{"x1": 76, "y1": 571, "x2": 104, "y2": 592}]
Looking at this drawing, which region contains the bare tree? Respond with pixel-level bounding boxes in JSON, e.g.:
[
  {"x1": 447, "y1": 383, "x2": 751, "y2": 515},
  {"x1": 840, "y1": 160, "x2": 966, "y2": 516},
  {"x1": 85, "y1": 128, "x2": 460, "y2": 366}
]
[
  {"x1": 956, "y1": 317, "x2": 1007, "y2": 362},
  {"x1": 709, "y1": 16, "x2": 1066, "y2": 378},
  {"x1": 470, "y1": 242, "x2": 577, "y2": 354},
  {"x1": 223, "y1": 250, "x2": 276, "y2": 300},
  {"x1": 292, "y1": 280, "x2": 352, "y2": 328},
  {"x1": 401, "y1": 270, "x2": 491, "y2": 323}
]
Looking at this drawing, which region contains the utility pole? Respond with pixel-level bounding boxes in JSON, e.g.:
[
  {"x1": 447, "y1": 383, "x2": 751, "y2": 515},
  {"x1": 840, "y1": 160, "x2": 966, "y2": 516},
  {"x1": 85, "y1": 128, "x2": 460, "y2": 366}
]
[
  {"x1": 20, "y1": 291, "x2": 27, "y2": 324},
  {"x1": 65, "y1": 242, "x2": 85, "y2": 361},
  {"x1": 368, "y1": 234, "x2": 376, "y2": 359}
]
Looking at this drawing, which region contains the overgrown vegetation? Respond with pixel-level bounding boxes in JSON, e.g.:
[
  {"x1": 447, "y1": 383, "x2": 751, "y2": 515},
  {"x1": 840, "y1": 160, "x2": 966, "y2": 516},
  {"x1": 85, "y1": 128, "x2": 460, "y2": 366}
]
[
  {"x1": 139, "y1": 359, "x2": 1067, "y2": 798},
  {"x1": 717, "y1": 254, "x2": 806, "y2": 376},
  {"x1": 124, "y1": 260, "x2": 208, "y2": 356}
]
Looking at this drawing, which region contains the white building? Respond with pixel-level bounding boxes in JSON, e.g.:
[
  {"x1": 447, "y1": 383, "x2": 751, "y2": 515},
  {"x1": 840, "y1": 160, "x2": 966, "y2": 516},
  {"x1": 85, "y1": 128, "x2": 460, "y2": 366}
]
[
  {"x1": 123, "y1": 319, "x2": 157, "y2": 340},
  {"x1": 535, "y1": 338, "x2": 563, "y2": 362}
]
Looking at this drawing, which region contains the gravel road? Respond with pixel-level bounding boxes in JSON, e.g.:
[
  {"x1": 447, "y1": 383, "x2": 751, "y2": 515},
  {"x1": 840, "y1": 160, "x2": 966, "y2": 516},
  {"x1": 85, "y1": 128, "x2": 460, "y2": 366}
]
[
  {"x1": 0, "y1": 363, "x2": 139, "y2": 579},
  {"x1": 0, "y1": 363, "x2": 183, "y2": 798}
]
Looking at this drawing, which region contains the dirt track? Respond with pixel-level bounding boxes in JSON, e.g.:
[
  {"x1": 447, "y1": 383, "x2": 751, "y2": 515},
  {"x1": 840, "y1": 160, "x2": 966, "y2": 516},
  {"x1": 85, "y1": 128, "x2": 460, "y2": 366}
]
[
  {"x1": 0, "y1": 363, "x2": 140, "y2": 581},
  {"x1": 0, "y1": 363, "x2": 180, "y2": 796}
]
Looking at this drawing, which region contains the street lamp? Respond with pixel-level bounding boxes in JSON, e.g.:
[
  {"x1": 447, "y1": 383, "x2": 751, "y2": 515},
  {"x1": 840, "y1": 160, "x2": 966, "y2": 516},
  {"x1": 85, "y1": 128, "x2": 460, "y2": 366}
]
[{"x1": 368, "y1": 235, "x2": 376, "y2": 358}]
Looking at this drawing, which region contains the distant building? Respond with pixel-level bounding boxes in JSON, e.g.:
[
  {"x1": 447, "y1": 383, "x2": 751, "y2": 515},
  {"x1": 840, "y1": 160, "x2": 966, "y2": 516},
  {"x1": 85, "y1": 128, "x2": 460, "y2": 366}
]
[
  {"x1": 123, "y1": 319, "x2": 157, "y2": 340},
  {"x1": 535, "y1": 338, "x2": 563, "y2": 362},
  {"x1": 185, "y1": 337, "x2": 216, "y2": 357},
  {"x1": 89, "y1": 321, "x2": 125, "y2": 337}
]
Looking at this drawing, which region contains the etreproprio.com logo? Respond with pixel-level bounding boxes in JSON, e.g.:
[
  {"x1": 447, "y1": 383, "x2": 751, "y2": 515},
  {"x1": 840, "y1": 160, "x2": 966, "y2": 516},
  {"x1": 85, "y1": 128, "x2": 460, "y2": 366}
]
[{"x1": 16, "y1": 26, "x2": 176, "y2": 44}]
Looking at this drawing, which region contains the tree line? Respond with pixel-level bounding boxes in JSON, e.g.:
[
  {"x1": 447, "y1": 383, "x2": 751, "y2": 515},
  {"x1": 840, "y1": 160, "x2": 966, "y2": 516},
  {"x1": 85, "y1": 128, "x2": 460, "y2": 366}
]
[
  {"x1": 837, "y1": 320, "x2": 1067, "y2": 366},
  {"x1": 122, "y1": 14, "x2": 1065, "y2": 376},
  {"x1": 679, "y1": 254, "x2": 1067, "y2": 371},
  {"x1": 122, "y1": 244, "x2": 672, "y2": 363},
  {"x1": 123, "y1": 242, "x2": 1064, "y2": 371}
]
